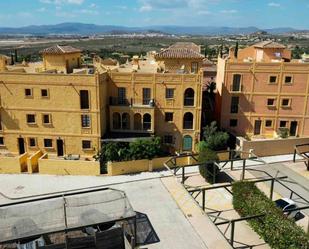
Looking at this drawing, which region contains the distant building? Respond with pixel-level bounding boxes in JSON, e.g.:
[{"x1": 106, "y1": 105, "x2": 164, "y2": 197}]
[{"x1": 217, "y1": 41, "x2": 309, "y2": 139}]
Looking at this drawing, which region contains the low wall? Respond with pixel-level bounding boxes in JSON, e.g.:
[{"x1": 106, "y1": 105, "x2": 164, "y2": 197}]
[
  {"x1": 238, "y1": 136, "x2": 309, "y2": 157},
  {"x1": 39, "y1": 154, "x2": 100, "y2": 176},
  {"x1": 27, "y1": 150, "x2": 43, "y2": 173},
  {"x1": 0, "y1": 153, "x2": 28, "y2": 174}
]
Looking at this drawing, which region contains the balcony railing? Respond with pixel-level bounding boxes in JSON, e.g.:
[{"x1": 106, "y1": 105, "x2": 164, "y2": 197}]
[{"x1": 109, "y1": 97, "x2": 155, "y2": 107}]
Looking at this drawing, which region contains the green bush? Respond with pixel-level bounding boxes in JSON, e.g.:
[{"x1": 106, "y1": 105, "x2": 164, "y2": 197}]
[
  {"x1": 202, "y1": 121, "x2": 229, "y2": 151},
  {"x1": 94, "y1": 137, "x2": 165, "y2": 173},
  {"x1": 278, "y1": 128, "x2": 290, "y2": 138},
  {"x1": 198, "y1": 147, "x2": 219, "y2": 184},
  {"x1": 232, "y1": 181, "x2": 309, "y2": 249}
]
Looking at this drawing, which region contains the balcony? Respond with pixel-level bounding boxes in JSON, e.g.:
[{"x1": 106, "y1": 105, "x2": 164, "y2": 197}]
[{"x1": 109, "y1": 97, "x2": 155, "y2": 108}]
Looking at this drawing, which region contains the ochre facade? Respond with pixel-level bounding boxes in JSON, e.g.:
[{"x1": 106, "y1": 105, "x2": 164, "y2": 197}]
[
  {"x1": 0, "y1": 43, "x2": 203, "y2": 157},
  {"x1": 218, "y1": 41, "x2": 309, "y2": 139}
]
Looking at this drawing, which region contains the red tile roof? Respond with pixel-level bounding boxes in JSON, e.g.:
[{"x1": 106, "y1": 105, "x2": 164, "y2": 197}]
[
  {"x1": 40, "y1": 45, "x2": 82, "y2": 54},
  {"x1": 253, "y1": 41, "x2": 286, "y2": 49},
  {"x1": 155, "y1": 48, "x2": 204, "y2": 59}
]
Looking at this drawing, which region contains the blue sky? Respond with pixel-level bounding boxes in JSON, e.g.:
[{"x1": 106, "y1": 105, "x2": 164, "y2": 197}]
[{"x1": 0, "y1": 0, "x2": 308, "y2": 28}]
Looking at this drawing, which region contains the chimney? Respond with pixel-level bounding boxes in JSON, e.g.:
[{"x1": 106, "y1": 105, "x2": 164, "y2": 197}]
[{"x1": 132, "y1": 55, "x2": 140, "y2": 69}]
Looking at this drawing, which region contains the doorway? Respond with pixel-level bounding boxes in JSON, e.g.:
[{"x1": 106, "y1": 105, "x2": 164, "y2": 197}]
[
  {"x1": 290, "y1": 121, "x2": 298, "y2": 136},
  {"x1": 57, "y1": 139, "x2": 64, "y2": 157},
  {"x1": 18, "y1": 137, "x2": 25, "y2": 155},
  {"x1": 254, "y1": 120, "x2": 262, "y2": 135},
  {"x1": 183, "y1": 135, "x2": 193, "y2": 151}
]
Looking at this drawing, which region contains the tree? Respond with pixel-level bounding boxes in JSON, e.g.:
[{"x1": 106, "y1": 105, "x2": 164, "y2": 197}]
[
  {"x1": 202, "y1": 121, "x2": 229, "y2": 151},
  {"x1": 234, "y1": 41, "x2": 239, "y2": 58}
]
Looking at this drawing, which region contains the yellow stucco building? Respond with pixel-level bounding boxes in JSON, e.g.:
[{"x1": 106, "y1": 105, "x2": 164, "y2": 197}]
[{"x1": 0, "y1": 42, "x2": 204, "y2": 157}]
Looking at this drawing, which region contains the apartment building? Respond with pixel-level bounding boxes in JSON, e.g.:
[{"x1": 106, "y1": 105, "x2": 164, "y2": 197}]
[
  {"x1": 106, "y1": 42, "x2": 204, "y2": 152},
  {"x1": 0, "y1": 42, "x2": 204, "y2": 156},
  {"x1": 0, "y1": 45, "x2": 107, "y2": 156},
  {"x1": 217, "y1": 41, "x2": 309, "y2": 139}
]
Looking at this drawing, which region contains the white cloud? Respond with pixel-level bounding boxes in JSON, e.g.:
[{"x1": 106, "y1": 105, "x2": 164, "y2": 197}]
[
  {"x1": 40, "y1": 0, "x2": 84, "y2": 5},
  {"x1": 220, "y1": 9, "x2": 238, "y2": 14},
  {"x1": 36, "y1": 7, "x2": 47, "y2": 12},
  {"x1": 268, "y1": 2, "x2": 281, "y2": 7}
]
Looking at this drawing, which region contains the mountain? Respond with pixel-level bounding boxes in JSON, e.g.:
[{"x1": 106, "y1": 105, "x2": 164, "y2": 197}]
[{"x1": 0, "y1": 22, "x2": 304, "y2": 36}]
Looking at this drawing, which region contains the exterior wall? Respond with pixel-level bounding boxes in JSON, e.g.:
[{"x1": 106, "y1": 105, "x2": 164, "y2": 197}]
[
  {"x1": 0, "y1": 153, "x2": 28, "y2": 173},
  {"x1": 219, "y1": 61, "x2": 309, "y2": 138},
  {"x1": 238, "y1": 136, "x2": 309, "y2": 157},
  {"x1": 38, "y1": 154, "x2": 100, "y2": 175},
  {"x1": 157, "y1": 58, "x2": 203, "y2": 73},
  {"x1": 0, "y1": 72, "x2": 103, "y2": 156},
  {"x1": 108, "y1": 71, "x2": 203, "y2": 152},
  {"x1": 43, "y1": 52, "x2": 81, "y2": 73}
]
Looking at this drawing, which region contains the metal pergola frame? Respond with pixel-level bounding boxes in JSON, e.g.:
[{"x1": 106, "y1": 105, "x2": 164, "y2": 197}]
[
  {"x1": 0, "y1": 187, "x2": 137, "y2": 247},
  {"x1": 293, "y1": 143, "x2": 309, "y2": 170}
]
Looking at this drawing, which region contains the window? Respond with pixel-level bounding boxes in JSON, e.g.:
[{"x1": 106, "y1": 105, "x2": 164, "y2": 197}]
[
  {"x1": 184, "y1": 88, "x2": 195, "y2": 106},
  {"x1": 41, "y1": 89, "x2": 49, "y2": 98},
  {"x1": 269, "y1": 76, "x2": 277, "y2": 84},
  {"x1": 230, "y1": 96, "x2": 239, "y2": 113},
  {"x1": 29, "y1": 138, "x2": 36, "y2": 147},
  {"x1": 118, "y1": 87, "x2": 126, "y2": 105},
  {"x1": 164, "y1": 135, "x2": 174, "y2": 144},
  {"x1": 284, "y1": 76, "x2": 293, "y2": 84},
  {"x1": 143, "y1": 114, "x2": 151, "y2": 130},
  {"x1": 232, "y1": 74, "x2": 241, "y2": 91},
  {"x1": 230, "y1": 119, "x2": 238, "y2": 127},
  {"x1": 82, "y1": 140, "x2": 92, "y2": 150},
  {"x1": 122, "y1": 113, "x2": 130, "y2": 130},
  {"x1": 165, "y1": 112, "x2": 173, "y2": 122},
  {"x1": 281, "y1": 98, "x2": 291, "y2": 107},
  {"x1": 25, "y1": 88, "x2": 32, "y2": 97},
  {"x1": 191, "y1": 62, "x2": 198, "y2": 73},
  {"x1": 42, "y1": 114, "x2": 51, "y2": 124},
  {"x1": 279, "y1": 121, "x2": 288, "y2": 128},
  {"x1": 80, "y1": 90, "x2": 89, "y2": 109},
  {"x1": 267, "y1": 98, "x2": 276, "y2": 107},
  {"x1": 166, "y1": 88, "x2": 174, "y2": 99},
  {"x1": 183, "y1": 112, "x2": 193, "y2": 129},
  {"x1": 0, "y1": 137, "x2": 4, "y2": 146},
  {"x1": 265, "y1": 120, "x2": 273, "y2": 128},
  {"x1": 81, "y1": 114, "x2": 91, "y2": 128},
  {"x1": 143, "y1": 88, "x2": 151, "y2": 105},
  {"x1": 26, "y1": 114, "x2": 36, "y2": 124},
  {"x1": 44, "y1": 139, "x2": 53, "y2": 148}
]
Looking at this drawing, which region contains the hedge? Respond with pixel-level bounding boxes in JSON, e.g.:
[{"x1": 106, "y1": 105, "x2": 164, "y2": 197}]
[
  {"x1": 198, "y1": 147, "x2": 219, "y2": 184},
  {"x1": 232, "y1": 181, "x2": 309, "y2": 249}
]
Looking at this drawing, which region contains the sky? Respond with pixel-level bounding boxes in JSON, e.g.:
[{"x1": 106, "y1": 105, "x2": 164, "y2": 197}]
[{"x1": 0, "y1": 0, "x2": 309, "y2": 29}]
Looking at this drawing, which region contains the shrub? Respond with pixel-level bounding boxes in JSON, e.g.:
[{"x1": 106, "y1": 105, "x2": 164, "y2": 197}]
[
  {"x1": 202, "y1": 121, "x2": 229, "y2": 151},
  {"x1": 278, "y1": 128, "x2": 289, "y2": 138},
  {"x1": 232, "y1": 181, "x2": 309, "y2": 249},
  {"x1": 198, "y1": 147, "x2": 219, "y2": 184}
]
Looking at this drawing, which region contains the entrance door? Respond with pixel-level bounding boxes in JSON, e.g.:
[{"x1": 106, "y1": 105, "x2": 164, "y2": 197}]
[
  {"x1": 18, "y1": 137, "x2": 25, "y2": 155},
  {"x1": 183, "y1": 135, "x2": 193, "y2": 151},
  {"x1": 254, "y1": 120, "x2": 262, "y2": 135},
  {"x1": 57, "y1": 139, "x2": 64, "y2": 157},
  {"x1": 290, "y1": 121, "x2": 298, "y2": 136}
]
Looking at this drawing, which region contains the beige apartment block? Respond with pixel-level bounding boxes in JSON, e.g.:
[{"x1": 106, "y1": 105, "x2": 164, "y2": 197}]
[
  {"x1": 217, "y1": 41, "x2": 309, "y2": 139},
  {"x1": 0, "y1": 45, "x2": 106, "y2": 156},
  {"x1": 0, "y1": 42, "x2": 204, "y2": 157}
]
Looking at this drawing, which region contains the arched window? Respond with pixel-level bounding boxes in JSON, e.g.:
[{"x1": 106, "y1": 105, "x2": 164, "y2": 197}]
[
  {"x1": 184, "y1": 88, "x2": 194, "y2": 106},
  {"x1": 112, "y1": 112, "x2": 121, "y2": 129},
  {"x1": 183, "y1": 135, "x2": 193, "y2": 151},
  {"x1": 134, "y1": 113, "x2": 142, "y2": 130},
  {"x1": 183, "y1": 112, "x2": 193, "y2": 129},
  {"x1": 143, "y1": 114, "x2": 152, "y2": 130},
  {"x1": 122, "y1": 113, "x2": 130, "y2": 130}
]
